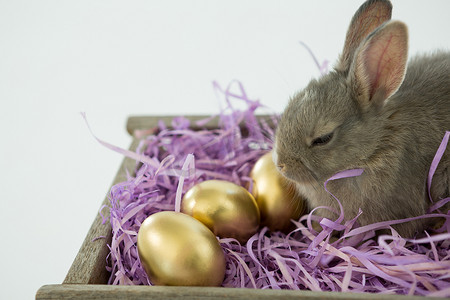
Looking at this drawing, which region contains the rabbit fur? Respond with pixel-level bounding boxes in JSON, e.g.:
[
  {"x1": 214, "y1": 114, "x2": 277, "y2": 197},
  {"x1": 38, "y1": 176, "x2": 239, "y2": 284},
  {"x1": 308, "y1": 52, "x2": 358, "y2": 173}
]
[{"x1": 274, "y1": 0, "x2": 450, "y2": 237}]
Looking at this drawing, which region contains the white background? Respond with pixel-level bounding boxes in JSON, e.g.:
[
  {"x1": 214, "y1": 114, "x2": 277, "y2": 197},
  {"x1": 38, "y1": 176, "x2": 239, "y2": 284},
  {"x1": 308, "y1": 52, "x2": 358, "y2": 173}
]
[{"x1": 0, "y1": 1, "x2": 448, "y2": 299}]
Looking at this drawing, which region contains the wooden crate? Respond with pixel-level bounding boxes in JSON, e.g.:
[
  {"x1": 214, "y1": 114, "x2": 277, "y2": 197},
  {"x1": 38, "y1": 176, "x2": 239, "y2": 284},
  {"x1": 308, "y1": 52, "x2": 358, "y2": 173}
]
[{"x1": 36, "y1": 116, "x2": 439, "y2": 300}]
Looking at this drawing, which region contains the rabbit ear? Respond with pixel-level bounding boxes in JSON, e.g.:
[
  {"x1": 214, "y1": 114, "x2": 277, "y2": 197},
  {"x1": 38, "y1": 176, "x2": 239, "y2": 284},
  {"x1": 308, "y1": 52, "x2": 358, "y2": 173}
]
[
  {"x1": 350, "y1": 21, "x2": 408, "y2": 110},
  {"x1": 337, "y1": 0, "x2": 392, "y2": 72}
]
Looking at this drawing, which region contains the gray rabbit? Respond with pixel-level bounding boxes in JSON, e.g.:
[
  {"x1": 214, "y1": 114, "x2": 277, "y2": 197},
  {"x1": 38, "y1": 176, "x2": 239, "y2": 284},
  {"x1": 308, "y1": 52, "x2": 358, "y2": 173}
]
[{"x1": 274, "y1": 0, "x2": 449, "y2": 237}]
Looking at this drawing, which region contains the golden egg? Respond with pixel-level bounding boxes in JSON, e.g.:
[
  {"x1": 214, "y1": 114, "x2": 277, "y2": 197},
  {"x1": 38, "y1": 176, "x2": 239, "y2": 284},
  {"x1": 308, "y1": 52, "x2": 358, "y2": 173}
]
[
  {"x1": 250, "y1": 151, "x2": 306, "y2": 232},
  {"x1": 181, "y1": 180, "x2": 260, "y2": 244},
  {"x1": 137, "y1": 211, "x2": 226, "y2": 286}
]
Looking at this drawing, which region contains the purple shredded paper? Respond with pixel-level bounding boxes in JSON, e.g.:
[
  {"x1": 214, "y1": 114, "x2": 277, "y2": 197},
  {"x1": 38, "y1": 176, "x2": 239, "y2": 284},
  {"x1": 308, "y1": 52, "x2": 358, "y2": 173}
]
[{"x1": 91, "y1": 80, "x2": 450, "y2": 296}]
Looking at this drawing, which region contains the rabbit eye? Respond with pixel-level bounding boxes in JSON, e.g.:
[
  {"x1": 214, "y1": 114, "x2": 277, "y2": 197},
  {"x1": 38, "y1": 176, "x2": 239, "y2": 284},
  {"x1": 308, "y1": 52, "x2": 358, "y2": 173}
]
[{"x1": 312, "y1": 132, "x2": 334, "y2": 146}]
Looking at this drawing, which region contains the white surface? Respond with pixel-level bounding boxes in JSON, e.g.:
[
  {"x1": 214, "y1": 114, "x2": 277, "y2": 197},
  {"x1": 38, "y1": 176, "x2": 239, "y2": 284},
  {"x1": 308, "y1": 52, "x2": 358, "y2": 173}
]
[{"x1": 0, "y1": 1, "x2": 448, "y2": 299}]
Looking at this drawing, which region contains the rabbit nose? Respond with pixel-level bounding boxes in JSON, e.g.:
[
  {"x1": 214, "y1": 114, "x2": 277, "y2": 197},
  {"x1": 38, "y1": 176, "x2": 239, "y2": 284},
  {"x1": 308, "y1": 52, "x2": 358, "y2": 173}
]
[{"x1": 271, "y1": 150, "x2": 287, "y2": 174}]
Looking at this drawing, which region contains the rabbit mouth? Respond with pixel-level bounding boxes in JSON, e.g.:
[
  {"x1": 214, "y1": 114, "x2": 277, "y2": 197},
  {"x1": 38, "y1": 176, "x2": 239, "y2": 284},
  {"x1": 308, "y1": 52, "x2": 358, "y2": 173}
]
[
  {"x1": 278, "y1": 163, "x2": 319, "y2": 186},
  {"x1": 273, "y1": 149, "x2": 320, "y2": 185}
]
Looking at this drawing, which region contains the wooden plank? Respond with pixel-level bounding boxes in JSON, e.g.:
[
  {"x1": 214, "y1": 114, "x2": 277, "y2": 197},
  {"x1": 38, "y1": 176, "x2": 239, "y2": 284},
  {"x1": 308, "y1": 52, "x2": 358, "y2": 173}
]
[
  {"x1": 126, "y1": 115, "x2": 214, "y2": 135},
  {"x1": 126, "y1": 114, "x2": 277, "y2": 136},
  {"x1": 63, "y1": 115, "x2": 222, "y2": 285},
  {"x1": 36, "y1": 284, "x2": 437, "y2": 300},
  {"x1": 63, "y1": 137, "x2": 141, "y2": 284},
  {"x1": 54, "y1": 115, "x2": 440, "y2": 300}
]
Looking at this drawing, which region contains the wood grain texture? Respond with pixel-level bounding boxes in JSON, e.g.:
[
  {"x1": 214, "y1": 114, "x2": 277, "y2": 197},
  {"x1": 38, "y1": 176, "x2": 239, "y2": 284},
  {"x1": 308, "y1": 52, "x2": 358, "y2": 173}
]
[
  {"x1": 62, "y1": 115, "x2": 223, "y2": 285},
  {"x1": 126, "y1": 115, "x2": 214, "y2": 135},
  {"x1": 126, "y1": 114, "x2": 278, "y2": 136},
  {"x1": 63, "y1": 137, "x2": 141, "y2": 284},
  {"x1": 45, "y1": 116, "x2": 433, "y2": 300},
  {"x1": 37, "y1": 284, "x2": 437, "y2": 300}
]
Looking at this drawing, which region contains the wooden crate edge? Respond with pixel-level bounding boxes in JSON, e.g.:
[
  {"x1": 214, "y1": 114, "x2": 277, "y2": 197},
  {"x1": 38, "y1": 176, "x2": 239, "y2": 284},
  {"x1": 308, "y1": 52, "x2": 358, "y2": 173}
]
[
  {"x1": 63, "y1": 137, "x2": 141, "y2": 284},
  {"x1": 36, "y1": 284, "x2": 435, "y2": 300}
]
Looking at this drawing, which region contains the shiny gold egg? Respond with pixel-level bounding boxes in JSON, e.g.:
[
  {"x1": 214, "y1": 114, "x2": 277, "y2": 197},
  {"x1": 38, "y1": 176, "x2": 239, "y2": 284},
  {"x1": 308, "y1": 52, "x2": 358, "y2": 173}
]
[
  {"x1": 181, "y1": 180, "x2": 260, "y2": 244},
  {"x1": 137, "y1": 211, "x2": 226, "y2": 286},
  {"x1": 250, "y1": 151, "x2": 306, "y2": 232}
]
